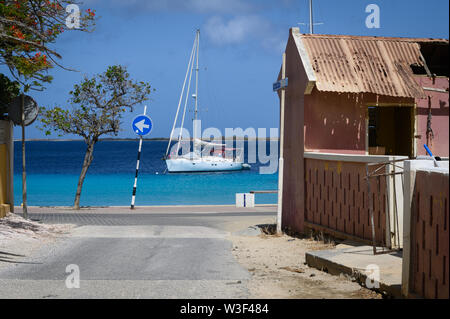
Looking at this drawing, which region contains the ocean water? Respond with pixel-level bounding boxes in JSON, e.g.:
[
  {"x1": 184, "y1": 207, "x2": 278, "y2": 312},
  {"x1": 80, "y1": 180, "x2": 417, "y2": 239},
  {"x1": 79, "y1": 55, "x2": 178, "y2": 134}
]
[{"x1": 13, "y1": 141, "x2": 278, "y2": 207}]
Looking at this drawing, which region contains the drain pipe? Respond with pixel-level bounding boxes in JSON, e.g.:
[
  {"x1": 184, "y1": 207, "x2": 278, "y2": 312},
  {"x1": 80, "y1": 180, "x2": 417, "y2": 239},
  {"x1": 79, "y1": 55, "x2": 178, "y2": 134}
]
[{"x1": 277, "y1": 53, "x2": 286, "y2": 234}]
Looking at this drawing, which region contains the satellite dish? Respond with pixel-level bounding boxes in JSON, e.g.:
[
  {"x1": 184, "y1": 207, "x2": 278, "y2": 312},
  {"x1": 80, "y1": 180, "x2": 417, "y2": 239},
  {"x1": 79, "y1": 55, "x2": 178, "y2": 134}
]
[{"x1": 6, "y1": 95, "x2": 39, "y2": 126}]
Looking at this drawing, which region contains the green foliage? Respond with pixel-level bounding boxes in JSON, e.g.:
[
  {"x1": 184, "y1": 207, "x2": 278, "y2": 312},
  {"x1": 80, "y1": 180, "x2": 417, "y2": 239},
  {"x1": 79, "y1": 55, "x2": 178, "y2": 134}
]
[
  {"x1": 0, "y1": 0, "x2": 96, "y2": 90},
  {"x1": 39, "y1": 65, "x2": 153, "y2": 142},
  {"x1": 0, "y1": 73, "x2": 20, "y2": 117}
]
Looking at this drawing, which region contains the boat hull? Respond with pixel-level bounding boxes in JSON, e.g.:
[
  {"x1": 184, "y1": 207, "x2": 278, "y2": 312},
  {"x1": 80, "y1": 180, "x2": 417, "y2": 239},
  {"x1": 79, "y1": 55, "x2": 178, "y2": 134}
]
[{"x1": 166, "y1": 158, "x2": 244, "y2": 173}]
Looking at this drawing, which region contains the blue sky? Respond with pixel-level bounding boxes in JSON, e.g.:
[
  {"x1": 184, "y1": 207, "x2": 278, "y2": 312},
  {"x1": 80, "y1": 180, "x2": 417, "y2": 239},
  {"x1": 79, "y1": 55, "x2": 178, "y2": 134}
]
[{"x1": 4, "y1": 0, "x2": 449, "y2": 139}]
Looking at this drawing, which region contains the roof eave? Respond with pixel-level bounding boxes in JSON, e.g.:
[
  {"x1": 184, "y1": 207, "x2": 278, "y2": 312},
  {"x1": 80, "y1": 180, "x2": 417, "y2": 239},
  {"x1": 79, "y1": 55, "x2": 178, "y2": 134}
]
[{"x1": 292, "y1": 28, "x2": 316, "y2": 95}]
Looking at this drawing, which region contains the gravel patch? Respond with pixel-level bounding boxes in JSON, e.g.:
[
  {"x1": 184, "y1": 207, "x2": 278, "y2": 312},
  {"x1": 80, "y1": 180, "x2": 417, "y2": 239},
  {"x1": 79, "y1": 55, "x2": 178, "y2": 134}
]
[
  {"x1": 0, "y1": 213, "x2": 73, "y2": 242},
  {"x1": 0, "y1": 213, "x2": 74, "y2": 270}
]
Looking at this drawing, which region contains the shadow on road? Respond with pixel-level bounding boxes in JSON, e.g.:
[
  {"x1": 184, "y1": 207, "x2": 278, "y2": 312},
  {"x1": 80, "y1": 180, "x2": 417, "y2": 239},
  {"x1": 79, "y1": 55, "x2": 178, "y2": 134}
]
[{"x1": 0, "y1": 250, "x2": 42, "y2": 265}]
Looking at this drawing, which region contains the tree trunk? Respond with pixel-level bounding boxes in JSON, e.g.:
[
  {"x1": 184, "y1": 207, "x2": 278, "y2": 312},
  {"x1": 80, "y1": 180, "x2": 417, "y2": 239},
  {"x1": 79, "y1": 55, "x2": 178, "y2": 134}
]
[{"x1": 74, "y1": 142, "x2": 95, "y2": 210}]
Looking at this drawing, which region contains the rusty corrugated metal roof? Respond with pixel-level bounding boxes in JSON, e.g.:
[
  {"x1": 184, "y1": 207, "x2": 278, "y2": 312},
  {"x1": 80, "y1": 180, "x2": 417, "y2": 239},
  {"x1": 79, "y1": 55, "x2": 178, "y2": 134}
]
[{"x1": 297, "y1": 33, "x2": 448, "y2": 98}]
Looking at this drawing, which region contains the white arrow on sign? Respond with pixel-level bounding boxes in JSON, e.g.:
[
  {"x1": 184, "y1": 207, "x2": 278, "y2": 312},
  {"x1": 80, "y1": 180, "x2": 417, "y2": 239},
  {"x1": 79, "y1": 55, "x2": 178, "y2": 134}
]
[
  {"x1": 273, "y1": 78, "x2": 288, "y2": 92},
  {"x1": 135, "y1": 119, "x2": 150, "y2": 133}
]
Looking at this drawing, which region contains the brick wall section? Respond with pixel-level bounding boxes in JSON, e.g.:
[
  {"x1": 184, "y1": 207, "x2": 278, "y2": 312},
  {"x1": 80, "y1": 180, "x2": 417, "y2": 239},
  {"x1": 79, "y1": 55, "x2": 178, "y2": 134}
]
[
  {"x1": 305, "y1": 158, "x2": 388, "y2": 245},
  {"x1": 410, "y1": 170, "x2": 449, "y2": 299}
]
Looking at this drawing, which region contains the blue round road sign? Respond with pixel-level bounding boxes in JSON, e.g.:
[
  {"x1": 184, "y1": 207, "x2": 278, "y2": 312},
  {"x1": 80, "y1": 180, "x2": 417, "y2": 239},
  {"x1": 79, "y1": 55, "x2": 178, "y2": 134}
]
[{"x1": 132, "y1": 115, "x2": 153, "y2": 136}]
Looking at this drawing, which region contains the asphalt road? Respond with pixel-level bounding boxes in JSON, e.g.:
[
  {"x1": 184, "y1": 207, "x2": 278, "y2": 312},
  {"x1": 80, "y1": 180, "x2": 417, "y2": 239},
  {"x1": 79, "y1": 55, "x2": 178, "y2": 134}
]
[{"x1": 0, "y1": 206, "x2": 276, "y2": 299}]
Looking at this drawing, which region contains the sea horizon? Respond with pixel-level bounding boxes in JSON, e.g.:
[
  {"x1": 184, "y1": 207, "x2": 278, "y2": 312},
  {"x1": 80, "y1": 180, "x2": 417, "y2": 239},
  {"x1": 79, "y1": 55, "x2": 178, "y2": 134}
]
[
  {"x1": 15, "y1": 137, "x2": 281, "y2": 142},
  {"x1": 13, "y1": 140, "x2": 278, "y2": 207}
]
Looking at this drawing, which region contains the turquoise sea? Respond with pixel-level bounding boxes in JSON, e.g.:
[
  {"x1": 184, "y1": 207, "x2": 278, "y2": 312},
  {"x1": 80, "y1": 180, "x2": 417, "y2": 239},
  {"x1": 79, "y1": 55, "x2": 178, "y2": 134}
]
[{"x1": 13, "y1": 141, "x2": 278, "y2": 207}]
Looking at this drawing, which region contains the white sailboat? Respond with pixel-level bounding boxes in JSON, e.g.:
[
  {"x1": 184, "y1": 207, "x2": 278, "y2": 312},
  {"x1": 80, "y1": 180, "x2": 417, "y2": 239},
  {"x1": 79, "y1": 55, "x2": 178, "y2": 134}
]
[{"x1": 164, "y1": 30, "x2": 250, "y2": 173}]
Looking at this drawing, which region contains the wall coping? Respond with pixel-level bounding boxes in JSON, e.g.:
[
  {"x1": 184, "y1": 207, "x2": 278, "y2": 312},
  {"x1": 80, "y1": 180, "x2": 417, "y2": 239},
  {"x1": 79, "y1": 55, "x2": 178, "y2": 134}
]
[
  {"x1": 417, "y1": 167, "x2": 449, "y2": 175},
  {"x1": 404, "y1": 159, "x2": 449, "y2": 172},
  {"x1": 304, "y1": 152, "x2": 408, "y2": 163},
  {"x1": 407, "y1": 160, "x2": 449, "y2": 175}
]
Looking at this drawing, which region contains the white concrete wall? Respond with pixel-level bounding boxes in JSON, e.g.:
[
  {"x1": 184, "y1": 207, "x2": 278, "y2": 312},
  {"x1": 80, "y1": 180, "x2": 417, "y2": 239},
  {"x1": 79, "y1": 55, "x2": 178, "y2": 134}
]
[{"x1": 401, "y1": 159, "x2": 449, "y2": 297}]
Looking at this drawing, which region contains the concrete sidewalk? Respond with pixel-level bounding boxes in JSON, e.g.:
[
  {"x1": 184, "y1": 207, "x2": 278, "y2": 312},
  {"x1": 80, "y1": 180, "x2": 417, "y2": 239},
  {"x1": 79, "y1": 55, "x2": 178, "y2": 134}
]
[{"x1": 306, "y1": 243, "x2": 402, "y2": 298}]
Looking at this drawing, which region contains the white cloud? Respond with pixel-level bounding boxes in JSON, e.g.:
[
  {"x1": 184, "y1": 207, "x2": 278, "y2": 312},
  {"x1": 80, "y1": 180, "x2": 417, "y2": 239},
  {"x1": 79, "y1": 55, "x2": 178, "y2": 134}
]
[
  {"x1": 85, "y1": 0, "x2": 253, "y2": 14},
  {"x1": 204, "y1": 15, "x2": 270, "y2": 45},
  {"x1": 203, "y1": 15, "x2": 285, "y2": 54},
  {"x1": 82, "y1": 0, "x2": 286, "y2": 54},
  {"x1": 187, "y1": 0, "x2": 252, "y2": 13},
  {"x1": 261, "y1": 32, "x2": 286, "y2": 53}
]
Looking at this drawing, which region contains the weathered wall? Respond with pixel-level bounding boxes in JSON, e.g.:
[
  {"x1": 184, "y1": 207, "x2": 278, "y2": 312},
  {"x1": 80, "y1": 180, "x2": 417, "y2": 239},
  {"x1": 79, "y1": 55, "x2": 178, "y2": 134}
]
[
  {"x1": 280, "y1": 29, "x2": 308, "y2": 233},
  {"x1": 304, "y1": 90, "x2": 414, "y2": 155},
  {"x1": 409, "y1": 168, "x2": 449, "y2": 299},
  {"x1": 305, "y1": 158, "x2": 386, "y2": 244},
  {"x1": 414, "y1": 76, "x2": 449, "y2": 157},
  {"x1": 304, "y1": 153, "x2": 407, "y2": 246},
  {"x1": 304, "y1": 91, "x2": 366, "y2": 154}
]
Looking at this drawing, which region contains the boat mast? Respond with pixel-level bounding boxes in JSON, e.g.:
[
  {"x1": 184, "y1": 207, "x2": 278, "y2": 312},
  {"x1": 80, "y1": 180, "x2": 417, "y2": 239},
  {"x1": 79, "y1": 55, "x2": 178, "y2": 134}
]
[
  {"x1": 194, "y1": 29, "x2": 199, "y2": 123},
  {"x1": 193, "y1": 29, "x2": 200, "y2": 143}
]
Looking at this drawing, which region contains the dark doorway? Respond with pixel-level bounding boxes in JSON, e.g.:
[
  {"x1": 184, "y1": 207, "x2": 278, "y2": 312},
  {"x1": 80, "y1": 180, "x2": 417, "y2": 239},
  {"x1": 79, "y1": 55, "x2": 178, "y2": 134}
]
[{"x1": 368, "y1": 106, "x2": 413, "y2": 157}]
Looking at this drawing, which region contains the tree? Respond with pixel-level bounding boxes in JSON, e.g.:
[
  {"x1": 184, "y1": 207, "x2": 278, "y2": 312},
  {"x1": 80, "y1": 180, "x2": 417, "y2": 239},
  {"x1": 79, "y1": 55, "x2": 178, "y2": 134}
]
[
  {"x1": 40, "y1": 65, "x2": 153, "y2": 209},
  {"x1": 0, "y1": 73, "x2": 20, "y2": 117},
  {"x1": 0, "y1": 0, "x2": 96, "y2": 90},
  {"x1": 1, "y1": 1, "x2": 96, "y2": 218}
]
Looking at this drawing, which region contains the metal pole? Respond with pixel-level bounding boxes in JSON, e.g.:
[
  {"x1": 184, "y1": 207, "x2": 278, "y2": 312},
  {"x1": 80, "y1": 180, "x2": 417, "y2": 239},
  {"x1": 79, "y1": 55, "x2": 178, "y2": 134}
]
[
  {"x1": 21, "y1": 94, "x2": 28, "y2": 219},
  {"x1": 392, "y1": 168, "x2": 401, "y2": 249},
  {"x1": 277, "y1": 53, "x2": 286, "y2": 234},
  {"x1": 194, "y1": 30, "x2": 199, "y2": 124},
  {"x1": 194, "y1": 30, "x2": 200, "y2": 152},
  {"x1": 131, "y1": 106, "x2": 147, "y2": 210},
  {"x1": 309, "y1": 0, "x2": 314, "y2": 34},
  {"x1": 366, "y1": 164, "x2": 377, "y2": 255},
  {"x1": 426, "y1": 96, "x2": 433, "y2": 150}
]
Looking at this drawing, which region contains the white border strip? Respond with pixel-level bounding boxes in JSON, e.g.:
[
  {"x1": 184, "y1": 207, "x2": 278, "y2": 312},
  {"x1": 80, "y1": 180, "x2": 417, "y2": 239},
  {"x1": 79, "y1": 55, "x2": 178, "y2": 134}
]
[{"x1": 304, "y1": 152, "x2": 408, "y2": 163}]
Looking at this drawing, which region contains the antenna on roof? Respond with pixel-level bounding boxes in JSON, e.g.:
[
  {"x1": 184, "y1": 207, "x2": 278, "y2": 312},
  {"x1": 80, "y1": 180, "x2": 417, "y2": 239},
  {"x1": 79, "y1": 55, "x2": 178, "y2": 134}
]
[{"x1": 298, "y1": 0, "x2": 324, "y2": 34}]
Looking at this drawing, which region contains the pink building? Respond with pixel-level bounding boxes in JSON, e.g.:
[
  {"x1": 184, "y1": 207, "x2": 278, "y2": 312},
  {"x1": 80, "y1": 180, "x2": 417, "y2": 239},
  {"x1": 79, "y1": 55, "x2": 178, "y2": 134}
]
[{"x1": 277, "y1": 28, "x2": 449, "y2": 236}]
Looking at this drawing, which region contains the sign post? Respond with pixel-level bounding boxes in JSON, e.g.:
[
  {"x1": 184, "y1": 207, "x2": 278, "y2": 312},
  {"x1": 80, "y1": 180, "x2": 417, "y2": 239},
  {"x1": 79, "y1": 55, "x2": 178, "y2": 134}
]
[
  {"x1": 21, "y1": 94, "x2": 28, "y2": 219},
  {"x1": 273, "y1": 54, "x2": 288, "y2": 234},
  {"x1": 130, "y1": 106, "x2": 152, "y2": 209},
  {"x1": 6, "y1": 94, "x2": 38, "y2": 219}
]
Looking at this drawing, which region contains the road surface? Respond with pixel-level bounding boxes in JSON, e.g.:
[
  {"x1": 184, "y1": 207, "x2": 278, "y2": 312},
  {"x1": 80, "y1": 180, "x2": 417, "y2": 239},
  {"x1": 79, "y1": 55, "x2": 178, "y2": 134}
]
[{"x1": 0, "y1": 206, "x2": 276, "y2": 299}]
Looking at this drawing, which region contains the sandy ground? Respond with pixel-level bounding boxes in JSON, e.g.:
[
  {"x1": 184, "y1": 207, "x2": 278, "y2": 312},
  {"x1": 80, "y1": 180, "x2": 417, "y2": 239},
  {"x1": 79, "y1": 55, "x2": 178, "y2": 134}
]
[
  {"x1": 0, "y1": 213, "x2": 73, "y2": 270},
  {"x1": 229, "y1": 231, "x2": 381, "y2": 299}
]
